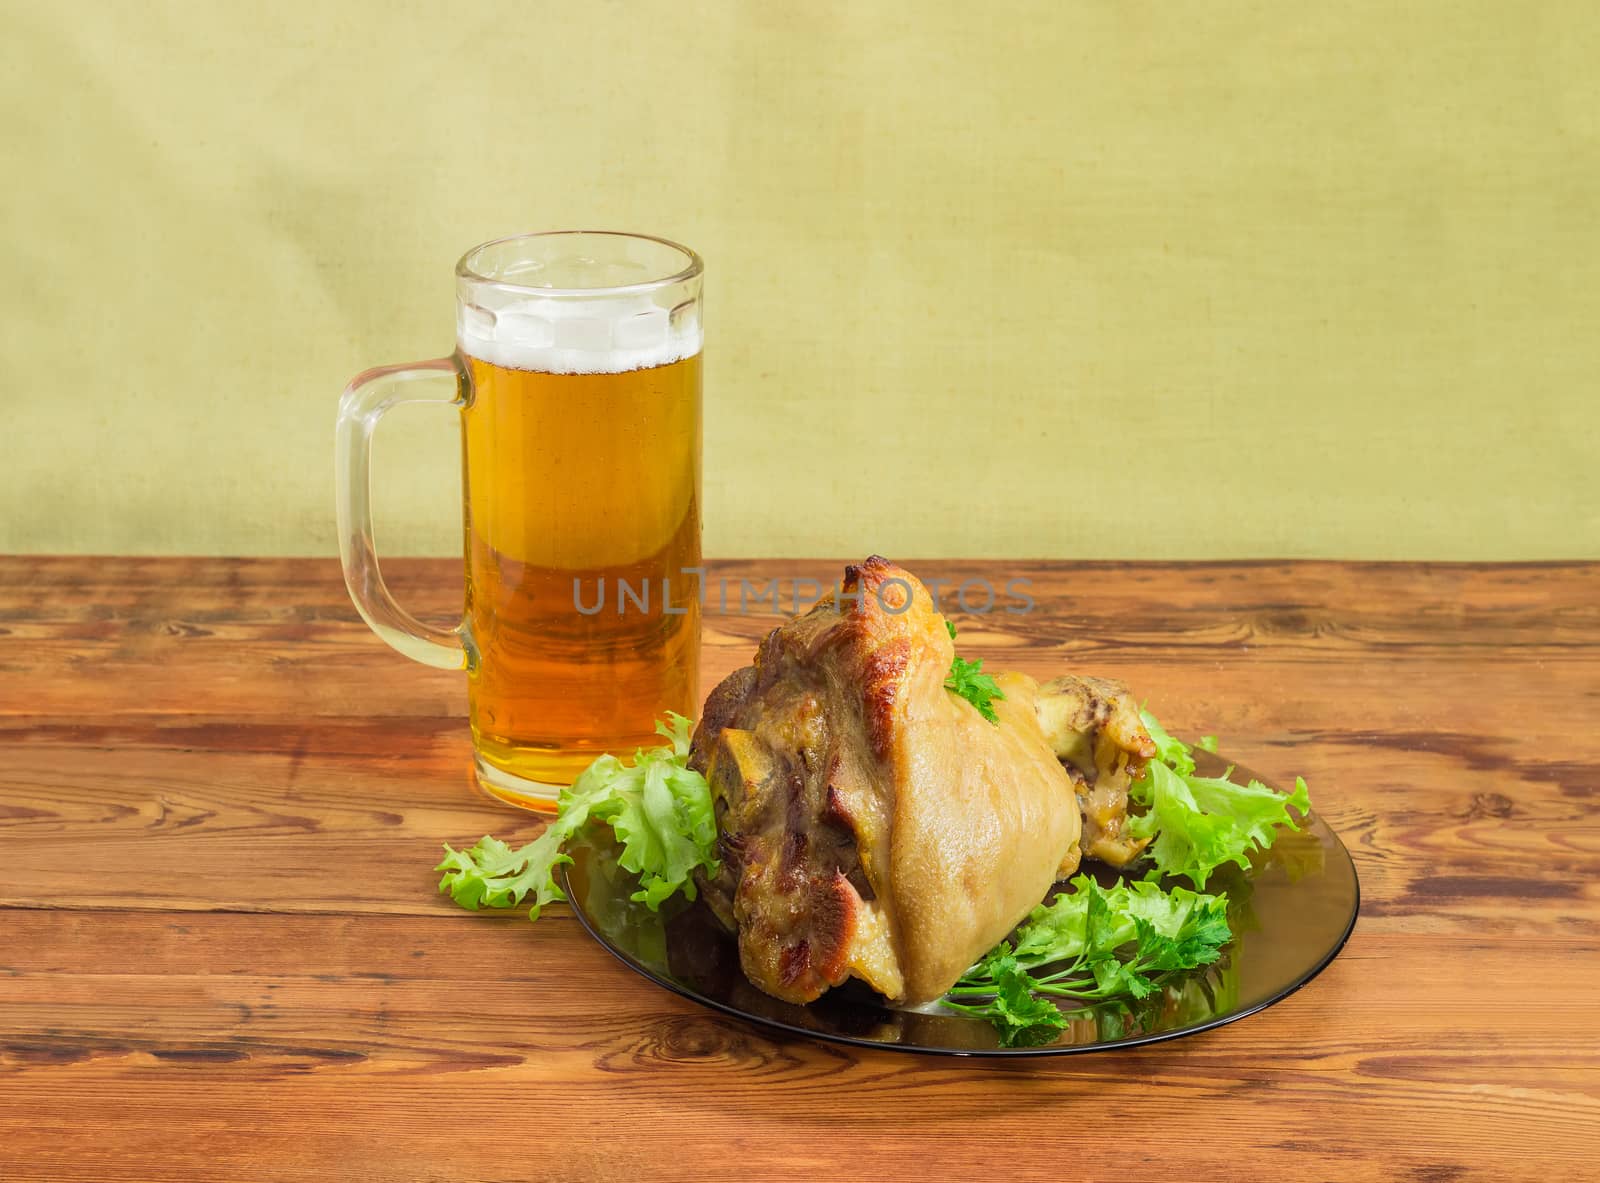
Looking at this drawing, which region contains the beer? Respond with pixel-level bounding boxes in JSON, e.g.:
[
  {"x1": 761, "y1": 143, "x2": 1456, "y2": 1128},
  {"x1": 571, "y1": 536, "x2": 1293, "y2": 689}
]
[
  {"x1": 336, "y1": 230, "x2": 704, "y2": 811},
  {"x1": 459, "y1": 350, "x2": 701, "y2": 790}
]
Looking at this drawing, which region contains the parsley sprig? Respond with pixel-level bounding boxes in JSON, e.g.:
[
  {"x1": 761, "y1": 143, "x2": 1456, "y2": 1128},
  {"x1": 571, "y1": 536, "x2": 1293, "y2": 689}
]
[
  {"x1": 944, "y1": 620, "x2": 1006, "y2": 724},
  {"x1": 942, "y1": 875, "x2": 1233, "y2": 1046}
]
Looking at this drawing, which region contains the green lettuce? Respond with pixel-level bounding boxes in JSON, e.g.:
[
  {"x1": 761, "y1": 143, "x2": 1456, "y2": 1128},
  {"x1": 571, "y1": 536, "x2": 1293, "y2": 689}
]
[
  {"x1": 435, "y1": 714, "x2": 719, "y2": 920},
  {"x1": 1128, "y1": 709, "x2": 1312, "y2": 888}
]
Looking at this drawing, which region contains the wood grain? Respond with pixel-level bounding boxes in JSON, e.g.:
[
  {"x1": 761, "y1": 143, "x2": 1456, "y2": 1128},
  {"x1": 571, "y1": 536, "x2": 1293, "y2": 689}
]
[{"x1": 2, "y1": 556, "x2": 1597, "y2": 1182}]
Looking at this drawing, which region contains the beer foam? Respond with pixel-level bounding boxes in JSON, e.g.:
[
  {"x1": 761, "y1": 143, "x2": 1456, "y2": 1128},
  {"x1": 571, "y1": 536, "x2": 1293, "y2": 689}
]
[{"x1": 457, "y1": 294, "x2": 701, "y2": 374}]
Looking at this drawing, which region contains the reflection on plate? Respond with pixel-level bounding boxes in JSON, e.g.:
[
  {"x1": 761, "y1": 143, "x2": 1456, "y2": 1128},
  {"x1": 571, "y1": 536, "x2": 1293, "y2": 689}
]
[{"x1": 558, "y1": 751, "x2": 1359, "y2": 1057}]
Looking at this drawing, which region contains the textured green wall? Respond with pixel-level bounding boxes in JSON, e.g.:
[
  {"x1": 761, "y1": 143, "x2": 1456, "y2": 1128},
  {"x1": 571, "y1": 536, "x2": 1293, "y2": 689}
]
[{"x1": 4, "y1": 2, "x2": 1597, "y2": 558}]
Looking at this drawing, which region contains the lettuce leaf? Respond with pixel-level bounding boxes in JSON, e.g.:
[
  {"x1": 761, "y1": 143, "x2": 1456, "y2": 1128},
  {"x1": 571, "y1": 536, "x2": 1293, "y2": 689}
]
[
  {"x1": 1011, "y1": 874, "x2": 1232, "y2": 966},
  {"x1": 435, "y1": 714, "x2": 719, "y2": 920},
  {"x1": 1128, "y1": 710, "x2": 1311, "y2": 888},
  {"x1": 1139, "y1": 708, "x2": 1196, "y2": 775}
]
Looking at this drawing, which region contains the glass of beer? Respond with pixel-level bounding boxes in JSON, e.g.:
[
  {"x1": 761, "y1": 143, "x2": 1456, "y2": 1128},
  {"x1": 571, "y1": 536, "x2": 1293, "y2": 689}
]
[{"x1": 335, "y1": 231, "x2": 703, "y2": 811}]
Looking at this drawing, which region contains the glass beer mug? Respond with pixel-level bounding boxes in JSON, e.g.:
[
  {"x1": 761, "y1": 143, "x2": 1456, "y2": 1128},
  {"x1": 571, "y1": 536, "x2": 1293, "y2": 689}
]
[{"x1": 335, "y1": 231, "x2": 703, "y2": 810}]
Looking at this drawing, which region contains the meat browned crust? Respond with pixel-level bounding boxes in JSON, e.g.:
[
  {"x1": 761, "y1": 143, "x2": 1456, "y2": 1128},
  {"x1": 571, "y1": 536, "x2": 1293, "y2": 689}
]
[
  {"x1": 690, "y1": 558, "x2": 907, "y2": 1003},
  {"x1": 690, "y1": 557, "x2": 1083, "y2": 1006}
]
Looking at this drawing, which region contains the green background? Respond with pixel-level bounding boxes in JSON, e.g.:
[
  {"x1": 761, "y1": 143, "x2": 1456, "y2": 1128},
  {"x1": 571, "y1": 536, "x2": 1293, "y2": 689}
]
[{"x1": 4, "y1": 2, "x2": 1596, "y2": 559}]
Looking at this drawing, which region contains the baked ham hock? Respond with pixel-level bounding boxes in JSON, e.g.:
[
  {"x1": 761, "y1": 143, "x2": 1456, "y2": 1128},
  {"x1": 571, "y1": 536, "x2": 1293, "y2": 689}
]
[{"x1": 689, "y1": 557, "x2": 1154, "y2": 1007}]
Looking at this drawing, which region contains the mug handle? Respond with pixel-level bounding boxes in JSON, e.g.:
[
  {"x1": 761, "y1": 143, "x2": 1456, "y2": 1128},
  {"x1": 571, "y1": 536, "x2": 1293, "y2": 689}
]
[{"x1": 334, "y1": 357, "x2": 468, "y2": 670}]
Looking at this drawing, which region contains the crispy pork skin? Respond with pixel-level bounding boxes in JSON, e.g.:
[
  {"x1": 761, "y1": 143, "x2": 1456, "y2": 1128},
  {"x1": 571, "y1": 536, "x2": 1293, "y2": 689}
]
[{"x1": 690, "y1": 557, "x2": 1082, "y2": 1007}]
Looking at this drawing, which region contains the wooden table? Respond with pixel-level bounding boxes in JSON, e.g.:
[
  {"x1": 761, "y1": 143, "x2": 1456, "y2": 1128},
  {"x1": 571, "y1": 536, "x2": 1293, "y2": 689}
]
[{"x1": 2, "y1": 557, "x2": 1596, "y2": 1181}]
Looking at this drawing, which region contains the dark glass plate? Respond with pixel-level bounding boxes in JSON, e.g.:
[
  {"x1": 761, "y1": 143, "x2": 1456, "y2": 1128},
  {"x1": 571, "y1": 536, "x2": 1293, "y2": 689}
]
[{"x1": 558, "y1": 751, "x2": 1359, "y2": 1056}]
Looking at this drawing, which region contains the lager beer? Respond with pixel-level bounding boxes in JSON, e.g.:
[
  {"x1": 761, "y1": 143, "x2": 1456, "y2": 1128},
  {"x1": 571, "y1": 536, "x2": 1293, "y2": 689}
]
[
  {"x1": 336, "y1": 231, "x2": 704, "y2": 809},
  {"x1": 459, "y1": 349, "x2": 701, "y2": 789}
]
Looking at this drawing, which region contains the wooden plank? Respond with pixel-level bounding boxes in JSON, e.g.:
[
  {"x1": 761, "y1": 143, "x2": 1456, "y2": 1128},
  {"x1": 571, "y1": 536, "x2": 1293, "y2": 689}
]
[
  {"x1": 0, "y1": 913, "x2": 1596, "y2": 1181},
  {"x1": 4, "y1": 557, "x2": 1597, "y2": 720},
  {"x1": 1, "y1": 732, "x2": 1595, "y2": 933},
  {"x1": 1, "y1": 557, "x2": 1598, "y2": 1181}
]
